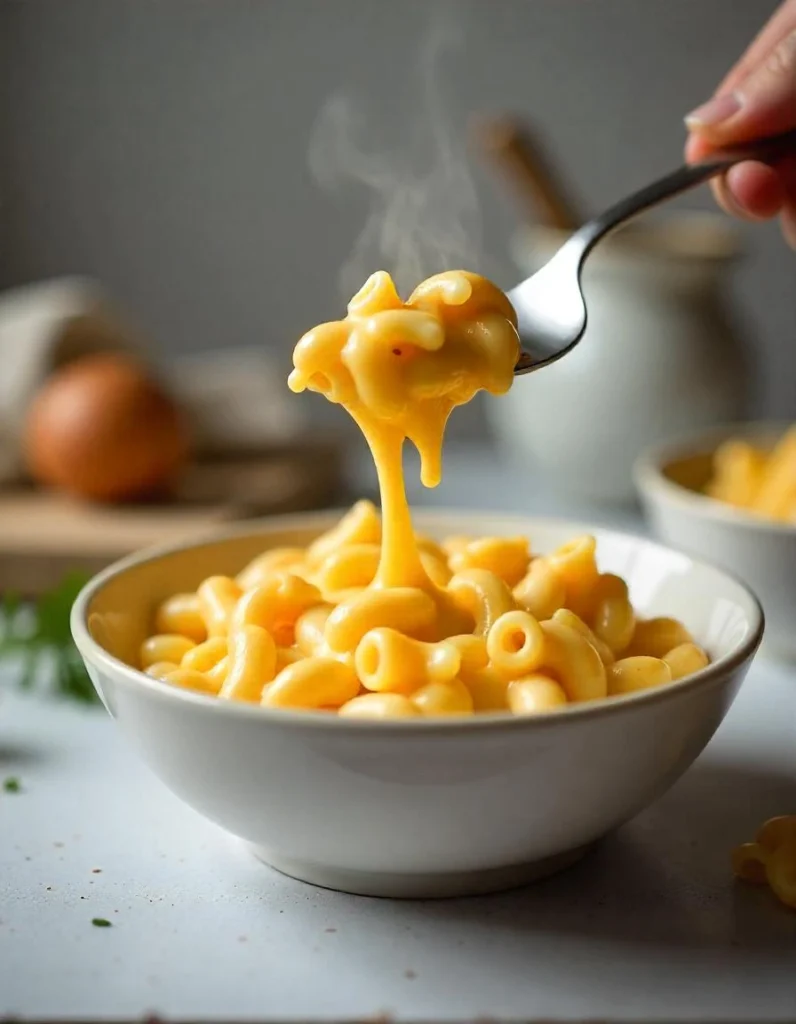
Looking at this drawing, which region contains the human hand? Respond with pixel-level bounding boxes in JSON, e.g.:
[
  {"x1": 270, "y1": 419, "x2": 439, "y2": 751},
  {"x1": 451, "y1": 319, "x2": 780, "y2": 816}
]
[{"x1": 685, "y1": 0, "x2": 796, "y2": 247}]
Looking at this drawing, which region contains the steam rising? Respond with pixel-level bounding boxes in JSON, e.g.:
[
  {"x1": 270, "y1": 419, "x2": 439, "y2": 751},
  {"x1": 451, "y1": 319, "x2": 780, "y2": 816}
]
[{"x1": 309, "y1": 17, "x2": 482, "y2": 298}]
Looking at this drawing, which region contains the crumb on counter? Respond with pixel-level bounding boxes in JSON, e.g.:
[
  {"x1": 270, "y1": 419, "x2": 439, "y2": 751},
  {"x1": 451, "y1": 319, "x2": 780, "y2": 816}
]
[
  {"x1": 3, "y1": 777, "x2": 21, "y2": 793},
  {"x1": 91, "y1": 917, "x2": 112, "y2": 927}
]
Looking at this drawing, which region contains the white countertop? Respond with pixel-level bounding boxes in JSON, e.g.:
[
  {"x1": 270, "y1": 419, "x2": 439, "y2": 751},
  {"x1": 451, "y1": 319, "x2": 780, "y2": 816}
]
[{"x1": 2, "y1": 445, "x2": 795, "y2": 1021}]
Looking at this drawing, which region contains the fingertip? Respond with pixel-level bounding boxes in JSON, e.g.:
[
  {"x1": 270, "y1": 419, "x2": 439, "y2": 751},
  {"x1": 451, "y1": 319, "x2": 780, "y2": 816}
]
[
  {"x1": 685, "y1": 133, "x2": 714, "y2": 163},
  {"x1": 710, "y1": 176, "x2": 752, "y2": 220},
  {"x1": 684, "y1": 92, "x2": 742, "y2": 135},
  {"x1": 725, "y1": 161, "x2": 787, "y2": 220}
]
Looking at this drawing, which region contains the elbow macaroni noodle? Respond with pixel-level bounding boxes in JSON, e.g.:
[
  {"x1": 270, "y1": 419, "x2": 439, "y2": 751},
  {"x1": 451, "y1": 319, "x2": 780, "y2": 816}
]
[
  {"x1": 706, "y1": 425, "x2": 796, "y2": 523},
  {"x1": 138, "y1": 270, "x2": 710, "y2": 717},
  {"x1": 732, "y1": 816, "x2": 796, "y2": 910}
]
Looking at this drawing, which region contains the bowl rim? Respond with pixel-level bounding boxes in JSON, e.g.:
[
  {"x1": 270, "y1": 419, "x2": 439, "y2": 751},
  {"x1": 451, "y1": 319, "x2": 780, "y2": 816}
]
[
  {"x1": 71, "y1": 508, "x2": 764, "y2": 735},
  {"x1": 633, "y1": 419, "x2": 796, "y2": 537}
]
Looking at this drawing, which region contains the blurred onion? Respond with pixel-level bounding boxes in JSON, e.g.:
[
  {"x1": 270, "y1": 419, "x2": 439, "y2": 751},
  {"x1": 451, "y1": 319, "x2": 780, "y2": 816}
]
[{"x1": 23, "y1": 353, "x2": 189, "y2": 502}]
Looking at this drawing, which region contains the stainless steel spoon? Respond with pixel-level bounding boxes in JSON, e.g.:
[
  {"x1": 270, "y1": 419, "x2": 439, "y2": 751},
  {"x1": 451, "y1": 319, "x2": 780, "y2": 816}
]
[{"x1": 508, "y1": 128, "x2": 796, "y2": 375}]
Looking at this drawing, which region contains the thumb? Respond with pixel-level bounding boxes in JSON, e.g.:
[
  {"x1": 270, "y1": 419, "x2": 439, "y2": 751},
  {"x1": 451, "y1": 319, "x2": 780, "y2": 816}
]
[{"x1": 686, "y1": 29, "x2": 796, "y2": 143}]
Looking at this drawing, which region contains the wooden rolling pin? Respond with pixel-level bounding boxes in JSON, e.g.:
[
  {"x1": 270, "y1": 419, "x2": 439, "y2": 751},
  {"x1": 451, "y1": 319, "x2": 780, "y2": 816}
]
[{"x1": 473, "y1": 115, "x2": 582, "y2": 231}]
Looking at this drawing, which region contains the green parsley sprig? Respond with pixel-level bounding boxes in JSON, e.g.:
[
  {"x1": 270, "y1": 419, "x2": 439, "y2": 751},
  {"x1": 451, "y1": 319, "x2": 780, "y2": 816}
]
[{"x1": 0, "y1": 572, "x2": 99, "y2": 704}]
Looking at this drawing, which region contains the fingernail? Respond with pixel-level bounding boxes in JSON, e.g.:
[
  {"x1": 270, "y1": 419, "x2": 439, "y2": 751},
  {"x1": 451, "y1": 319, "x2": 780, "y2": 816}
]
[{"x1": 685, "y1": 92, "x2": 742, "y2": 128}]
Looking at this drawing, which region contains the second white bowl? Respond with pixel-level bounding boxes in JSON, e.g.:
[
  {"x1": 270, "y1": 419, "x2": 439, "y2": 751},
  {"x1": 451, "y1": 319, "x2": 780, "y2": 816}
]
[{"x1": 635, "y1": 422, "x2": 796, "y2": 659}]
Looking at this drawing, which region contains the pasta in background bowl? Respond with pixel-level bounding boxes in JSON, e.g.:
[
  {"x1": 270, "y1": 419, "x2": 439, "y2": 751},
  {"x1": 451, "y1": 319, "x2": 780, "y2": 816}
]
[
  {"x1": 635, "y1": 421, "x2": 796, "y2": 660},
  {"x1": 72, "y1": 510, "x2": 762, "y2": 898}
]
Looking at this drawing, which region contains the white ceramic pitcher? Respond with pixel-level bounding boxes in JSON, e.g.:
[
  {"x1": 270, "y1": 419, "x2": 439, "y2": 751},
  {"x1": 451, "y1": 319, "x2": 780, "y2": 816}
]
[{"x1": 487, "y1": 213, "x2": 749, "y2": 502}]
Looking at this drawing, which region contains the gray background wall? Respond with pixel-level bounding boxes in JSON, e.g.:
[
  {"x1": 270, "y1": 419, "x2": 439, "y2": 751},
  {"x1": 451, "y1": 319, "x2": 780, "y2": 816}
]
[{"x1": 1, "y1": 0, "x2": 793, "y2": 435}]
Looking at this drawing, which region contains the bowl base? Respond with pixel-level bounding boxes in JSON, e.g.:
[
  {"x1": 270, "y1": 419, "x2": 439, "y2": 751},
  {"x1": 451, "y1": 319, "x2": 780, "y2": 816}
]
[{"x1": 248, "y1": 843, "x2": 594, "y2": 899}]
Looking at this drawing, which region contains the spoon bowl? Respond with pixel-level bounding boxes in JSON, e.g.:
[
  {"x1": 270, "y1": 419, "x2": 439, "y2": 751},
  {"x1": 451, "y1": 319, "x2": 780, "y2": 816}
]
[{"x1": 509, "y1": 239, "x2": 587, "y2": 372}]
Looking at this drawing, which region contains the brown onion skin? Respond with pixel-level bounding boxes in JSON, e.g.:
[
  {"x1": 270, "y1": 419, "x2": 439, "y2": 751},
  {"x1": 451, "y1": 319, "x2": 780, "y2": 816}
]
[{"x1": 23, "y1": 353, "x2": 190, "y2": 502}]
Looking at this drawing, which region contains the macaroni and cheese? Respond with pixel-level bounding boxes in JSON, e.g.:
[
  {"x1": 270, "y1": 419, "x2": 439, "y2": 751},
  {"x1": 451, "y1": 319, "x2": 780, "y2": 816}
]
[
  {"x1": 706, "y1": 426, "x2": 796, "y2": 523},
  {"x1": 139, "y1": 270, "x2": 710, "y2": 716},
  {"x1": 732, "y1": 816, "x2": 796, "y2": 910}
]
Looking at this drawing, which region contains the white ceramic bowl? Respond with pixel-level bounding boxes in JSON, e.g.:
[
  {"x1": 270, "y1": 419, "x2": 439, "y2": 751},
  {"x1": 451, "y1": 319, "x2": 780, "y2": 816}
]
[
  {"x1": 635, "y1": 422, "x2": 795, "y2": 659},
  {"x1": 71, "y1": 511, "x2": 763, "y2": 899}
]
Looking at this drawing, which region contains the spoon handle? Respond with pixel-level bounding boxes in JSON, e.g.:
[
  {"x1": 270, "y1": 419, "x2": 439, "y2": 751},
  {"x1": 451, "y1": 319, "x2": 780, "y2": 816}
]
[{"x1": 572, "y1": 127, "x2": 796, "y2": 258}]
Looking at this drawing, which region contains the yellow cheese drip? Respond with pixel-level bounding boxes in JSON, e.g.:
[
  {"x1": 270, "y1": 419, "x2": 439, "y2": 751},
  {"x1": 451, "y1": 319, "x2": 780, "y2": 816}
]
[{"x1": 288, "y1": 269, "x2": 520, "y2": 621}]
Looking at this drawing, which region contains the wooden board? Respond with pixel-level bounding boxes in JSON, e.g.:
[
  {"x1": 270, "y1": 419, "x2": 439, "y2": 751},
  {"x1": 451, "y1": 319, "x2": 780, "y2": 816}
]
[{"x1": 0, "y1": 439, "x2": 344, "y2": 595}]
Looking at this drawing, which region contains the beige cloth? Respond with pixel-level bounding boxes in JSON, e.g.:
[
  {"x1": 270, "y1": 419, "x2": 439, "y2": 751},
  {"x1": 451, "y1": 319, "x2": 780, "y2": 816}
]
[{"x1": 0, "y1": 278, "x2": 136, "y2": 481}]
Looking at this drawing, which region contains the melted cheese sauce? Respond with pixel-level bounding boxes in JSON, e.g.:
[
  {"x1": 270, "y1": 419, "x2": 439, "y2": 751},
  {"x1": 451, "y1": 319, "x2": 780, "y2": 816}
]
[{"x1": 289, "y1": 270, "x2": 520, "y2": 603}]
